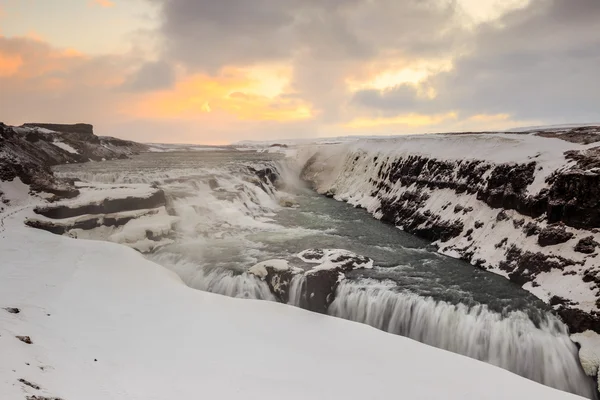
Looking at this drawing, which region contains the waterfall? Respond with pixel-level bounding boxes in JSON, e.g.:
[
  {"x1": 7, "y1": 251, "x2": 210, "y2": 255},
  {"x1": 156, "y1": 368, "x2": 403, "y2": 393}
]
[
  {"x1": 287, "y1": 274, "x2": 306, "y2": 306},
  {"x1": 329, "y1": 280, "x2": 595, "y2": 398}
]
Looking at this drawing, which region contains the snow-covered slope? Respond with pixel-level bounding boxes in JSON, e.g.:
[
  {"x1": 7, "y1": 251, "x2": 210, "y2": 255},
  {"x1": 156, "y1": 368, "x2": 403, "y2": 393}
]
[{"x1": 0, "y1": 200, "x2": 587, "y2": 400}]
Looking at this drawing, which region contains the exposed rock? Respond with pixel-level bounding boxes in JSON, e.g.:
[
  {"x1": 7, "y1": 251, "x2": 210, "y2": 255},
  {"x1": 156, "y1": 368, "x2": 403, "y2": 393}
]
[
  {"x1": 208, "y1": 178, "x2": 219, "y2": 190},
  {"x1": 523, "y1": 222, "x2": 540, "y2": 237},
  {"x1": 496, "y1": 210, "x2": 509, "y2": 222},
  {"x1": 549, "y1": 295, "x2": 577, "y2": 307},
  {"x1": 499, "y1": 245, "x2": 578, "y2": 285},
  {"x1": 34, "y1": 190, "x2": 166, "y2": 219},
  {"x1": 19, "y1": 378, "x2": 41, "y2": 390},
  {"x1": 299, "y1": 249, "x2": 373, "y2": 313},
  {"x1": 537, "y1": 126, "x2": 600, "y2": 145},
  {"x1": 495, "y1": 238, "x2": 508, "y2": 249},
  {"x1": 248, "y1": 260, "x2": 302, "y2": 303},
  {"x1": 513, "y1": 218, "x2": 525, "y2": 228},
  {"x1": 23, "y1": 122, "x2": 94, "y2": 136},
  {"x1": 16, "y1": 335, "x2": 32, "y2": 344},
  {"x1": 575, "y1": 236, "x2": 600, "y2": 254},
  {"x1": 251, "y1": 250, "x2": 374, "y2": 313},
  {"x1": 26, "y1": 396, "x2": 64, "y2": 400},
  {"x1": 556, "y1": 307, "x2": 600, "y2": 334},
  {"x1": 4, "y1": 307, "x2": 20, "y2": 314},
  {"x1": 538, "y1": 225, "x2": 574, "y2": 247}
]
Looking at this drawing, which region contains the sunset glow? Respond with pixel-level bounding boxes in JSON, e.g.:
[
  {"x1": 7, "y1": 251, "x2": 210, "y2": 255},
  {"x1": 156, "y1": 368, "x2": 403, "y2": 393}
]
[{"x1": 0, "y1": 0, "x2": 597, "y2": 143}]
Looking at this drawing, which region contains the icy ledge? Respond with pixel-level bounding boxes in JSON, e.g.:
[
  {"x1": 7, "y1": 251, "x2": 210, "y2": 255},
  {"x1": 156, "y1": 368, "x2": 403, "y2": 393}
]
[{"x1": 0, "y1": 210, "x2": 586, "y2": 400}]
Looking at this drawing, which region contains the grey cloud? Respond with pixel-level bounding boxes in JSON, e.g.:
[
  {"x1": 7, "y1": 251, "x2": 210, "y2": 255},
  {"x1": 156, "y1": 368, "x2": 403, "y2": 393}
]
[
  {"x1": 150, "y1": 0, "x2": 600, "y2": 127},
  {"x1": 121, "y1": 61, "x2": 176, "y2": 92},
  {"x1": 351, "y1": 0, "x2": 600, "y2": 124},
  {"x1": 154, "y1": 0, "x2": 463, "y2": 69},
  {"x1": 351, "y1": 84, "x2": 421, "y2": 114}
]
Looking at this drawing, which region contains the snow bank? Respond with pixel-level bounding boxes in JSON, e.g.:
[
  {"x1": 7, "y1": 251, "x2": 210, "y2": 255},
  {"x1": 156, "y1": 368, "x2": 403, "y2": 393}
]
[
  {"x1": 0, "y1": 178, "x2": 31, "y2": 207},
  {"x1": 248, "y1": 259, "x2": 302, "y2": 278},
  {"x1": 0, "y1": 208, "x2": 586, "y2": 400},
  {"x1": 52, "y1": 140, "x2": 79, "y2": 154},
  {"x1": 298, "y1": 248, "x2": 375, "y2": 272}
]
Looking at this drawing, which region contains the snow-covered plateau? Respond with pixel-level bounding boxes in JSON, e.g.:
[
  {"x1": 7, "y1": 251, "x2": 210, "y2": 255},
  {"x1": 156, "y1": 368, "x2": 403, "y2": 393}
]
[{"x1": 3, "y1": 122, "x2": 600, "y2": 399}]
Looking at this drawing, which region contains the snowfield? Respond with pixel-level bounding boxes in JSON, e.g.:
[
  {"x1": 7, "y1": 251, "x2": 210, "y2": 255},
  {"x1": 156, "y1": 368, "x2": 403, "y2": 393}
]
[{"x1": 0, "y1": 195, "x2": 587, "y2": 399}]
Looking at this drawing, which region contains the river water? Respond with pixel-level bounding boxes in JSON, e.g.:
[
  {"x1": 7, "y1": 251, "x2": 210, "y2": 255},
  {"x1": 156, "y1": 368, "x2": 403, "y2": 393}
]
[{"x1": 54, "y1": 150, "x2": 595, "y2": 398}]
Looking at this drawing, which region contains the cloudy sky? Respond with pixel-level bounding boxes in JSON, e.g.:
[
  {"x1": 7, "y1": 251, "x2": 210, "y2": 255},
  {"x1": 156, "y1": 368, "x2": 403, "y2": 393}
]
[{"x1": 0, "y1": 0, "x2": 598, "y2": 144}]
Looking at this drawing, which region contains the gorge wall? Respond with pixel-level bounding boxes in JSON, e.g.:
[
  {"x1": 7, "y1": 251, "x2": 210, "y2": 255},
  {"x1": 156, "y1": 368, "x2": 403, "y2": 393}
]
[{"x1": 299, "y1": 128, "x2": 600, "y2": 339}]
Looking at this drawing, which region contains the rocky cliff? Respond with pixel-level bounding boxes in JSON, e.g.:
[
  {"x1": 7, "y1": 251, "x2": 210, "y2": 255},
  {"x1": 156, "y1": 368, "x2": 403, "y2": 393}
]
[
  {"x1": 0, "y1": 122, "x2": 148, "y2": 204},
  {"x1": 299, "y1": 127, "x2": 600, "y2": 339}
]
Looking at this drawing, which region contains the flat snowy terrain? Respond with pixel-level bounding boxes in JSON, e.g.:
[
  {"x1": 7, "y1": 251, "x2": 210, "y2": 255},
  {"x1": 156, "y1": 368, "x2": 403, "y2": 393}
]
[{"x1": 0, "y1": 188, "x2": 587, "y2": 399}]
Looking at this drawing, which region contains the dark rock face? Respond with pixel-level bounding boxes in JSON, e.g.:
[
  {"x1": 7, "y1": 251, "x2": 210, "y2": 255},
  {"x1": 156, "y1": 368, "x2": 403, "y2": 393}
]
[
  {"x1": 537, "y1": 126, "x2": 600, "y2": 145},
  {"x1": 547, "y1": 170, "x2": 600, "y2": 229},
  {"x1": 499, "y1": 245, "x2": 578, "y2": 285},
  {"x1": 556, "y1": 307, "x2": 600, "y2": 334},
  {"x1": 23, "y1": 122, "x2": 93, "y2": 135},
  {"x1": 19, "y1": 378, "x2": 41, "y2": 390},
  {"x1": 262, "y1": 267, "x2": 297, "y2": 304},
  {"x1": 0, "y1": 125, "x2": 79, "y2": 201},
  {"x1": 252, "y1": 250, "x2": 374, "y2": 314},
  {"x1": 575, "y1": 236, "x2": 599, "y2": 254},
  {"x1": 538, "y1": 225, "x2": 574, "y2": 247},
  {"x1": 34, "y1": 190, "x2": 166, "y2": 219},
  {"x1": 16, "y1": 335, "x2": 33, "y2": 344},
  {"x1": 303, "y1": 269, "x2": 342, "y2": 313},
  {"x1": 300, "y1": 251, "x2": 373, "y2": 313},
  {"x1": 26, "y1": 209, "x2": 159, "y2": 235}
]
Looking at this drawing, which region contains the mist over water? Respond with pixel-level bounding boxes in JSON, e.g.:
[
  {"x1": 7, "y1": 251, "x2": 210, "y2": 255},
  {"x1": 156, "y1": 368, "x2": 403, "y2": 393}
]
[{"x1": 55, "y1": 151, "x2": 596, "y2": 398}]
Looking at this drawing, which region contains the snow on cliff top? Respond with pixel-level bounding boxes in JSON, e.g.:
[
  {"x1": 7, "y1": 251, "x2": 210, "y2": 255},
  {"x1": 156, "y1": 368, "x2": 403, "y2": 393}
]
[
  {"x1": 0, "y1": 204, "x2": 585, "y2": 399},
  {"x1": 295, "y1": 132, "x2": 595, "y2": 195}
]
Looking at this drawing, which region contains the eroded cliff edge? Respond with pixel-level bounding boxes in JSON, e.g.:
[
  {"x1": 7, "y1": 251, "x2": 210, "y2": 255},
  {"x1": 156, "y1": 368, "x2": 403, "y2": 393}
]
[
  {"x1": 0, "y1": 122, "x2": 148, "y2": 204},
  {"x1": 299, "y1": 128, "x2": 600, "y2": 338}
]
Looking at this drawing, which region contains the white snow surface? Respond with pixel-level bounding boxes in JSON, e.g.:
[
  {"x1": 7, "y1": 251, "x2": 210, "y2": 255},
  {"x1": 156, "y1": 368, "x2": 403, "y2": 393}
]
[
  {"x1": 296, "y1": 132, "x2": 589, "y2": 196},
  {"x1": 248, "y1": 259, "x2": 302, "y2": 278},
  {"x1": 0, "y1": 204, "x2": 587, "y2": 399},
  {"x1": 52, "y1": 140, "x2": 79, "y2": 154},
  {"x1": 0, "y1": 178, "x2": 30, "y2": 206},
  {"x1": 63, "y1": 182, "x2": 159, "y2": 206},
  {"x1": 298, "y1": 249, "x2": 375, "y2": 272}
]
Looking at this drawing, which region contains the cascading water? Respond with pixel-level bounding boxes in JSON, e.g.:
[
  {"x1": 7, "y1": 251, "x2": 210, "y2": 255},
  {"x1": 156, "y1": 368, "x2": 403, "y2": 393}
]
[
  {"x1": 329, "y1": 280, "x2": 593, "y2": 397},
  {"x1": 53, "y1": 151, "x2": 596, "y2": 398}
]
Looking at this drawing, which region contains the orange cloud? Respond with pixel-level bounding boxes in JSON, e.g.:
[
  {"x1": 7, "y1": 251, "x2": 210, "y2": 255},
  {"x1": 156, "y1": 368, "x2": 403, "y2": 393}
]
[
  {"x1": 345, "y1": 112, "x2": 458, "y2": 129},
  {"x1": 128, "y1": 68, "x2": 313, "y2": 122},
  {"x1": 91, "y1": 0, "x2": 115, "y2": 7},
  {"x1": 0, "y1": 35, "x2": 129, "y2": 91},
  {"x1": 0, "y1": 53, "x2": 22, "y2": 77}
]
